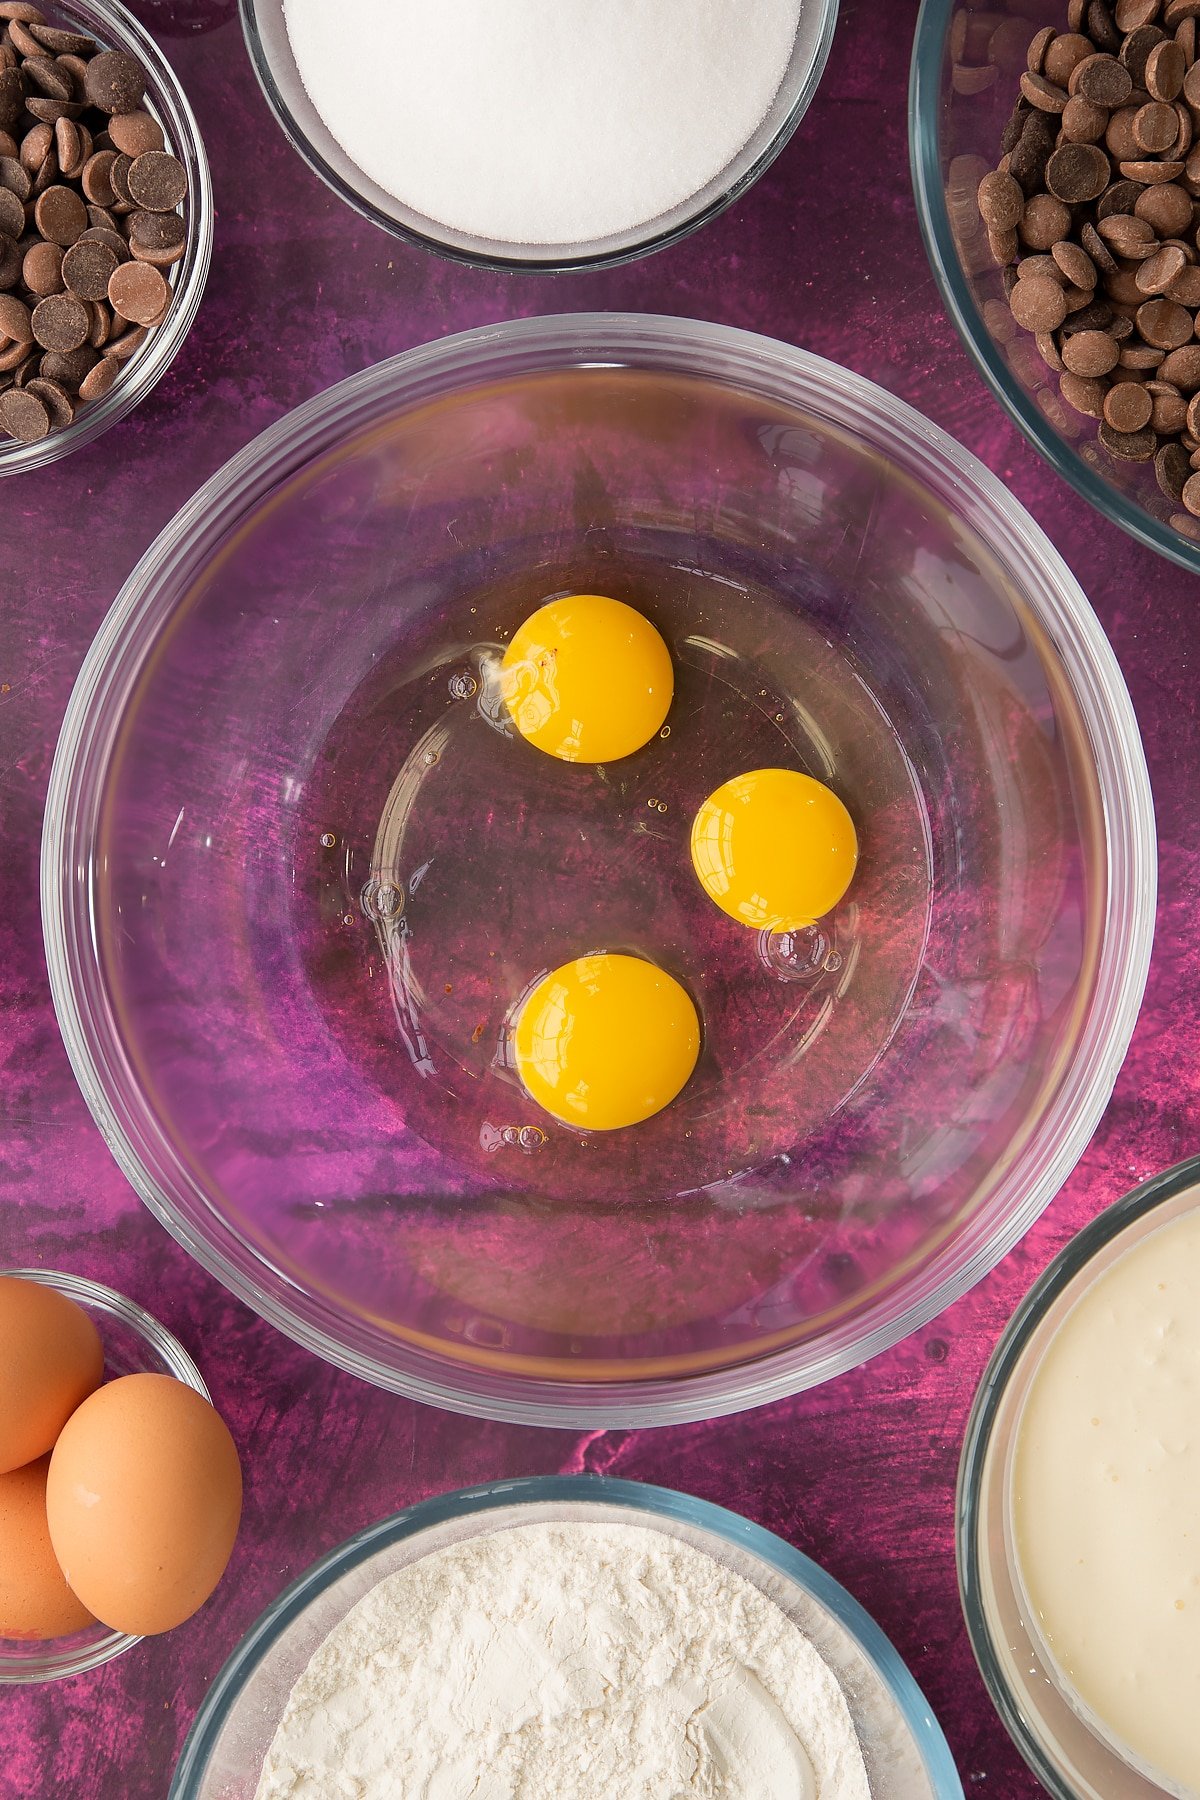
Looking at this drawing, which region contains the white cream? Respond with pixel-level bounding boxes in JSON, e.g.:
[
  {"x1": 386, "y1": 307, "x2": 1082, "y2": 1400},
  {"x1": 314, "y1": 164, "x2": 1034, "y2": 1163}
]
[{"x1": 1013, "y1": 1204, "x2": 1200, "y2": 1793}]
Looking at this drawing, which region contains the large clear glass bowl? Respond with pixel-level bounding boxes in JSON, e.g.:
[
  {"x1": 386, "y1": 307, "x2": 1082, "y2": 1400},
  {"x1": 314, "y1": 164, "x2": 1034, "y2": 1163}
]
[
  {"x1": 910, "y1": 0, "x2": 1200, "y2": 574},
  {"x1": 238, "y1": 0, "x2": 838, "y2": 271},
  {"x1": 0, "y1": 1268, "x2": 209, "y2": 1683},
  {"x1": 0, "y1": 0, "x2": 212, "y2": 478},
  {"x1": 169, "y1": 1476, "x2": 964, "y2": 1800},
  {"x1": 41, "y1": 313, "x2": 1155, "y2": 1426},
  {"x1": 957, "y1": 1154, "x2": 1200, "y2": 1799}
]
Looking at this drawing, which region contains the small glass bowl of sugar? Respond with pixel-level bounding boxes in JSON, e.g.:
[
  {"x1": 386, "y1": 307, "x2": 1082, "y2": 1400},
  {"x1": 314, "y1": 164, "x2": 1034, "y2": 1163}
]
[{"x1": 239, "y1": 0, "x2": 839, "y2": 271}]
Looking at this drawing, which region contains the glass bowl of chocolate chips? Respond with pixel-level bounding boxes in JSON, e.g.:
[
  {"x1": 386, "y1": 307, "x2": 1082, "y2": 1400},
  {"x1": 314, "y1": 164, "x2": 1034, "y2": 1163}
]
[
  {"x1": 912, "y1": 0, "x2": 1200, "y2": 570},
  {"x1": 0, "y1": 0, "x2": 211, "y2": 472}
]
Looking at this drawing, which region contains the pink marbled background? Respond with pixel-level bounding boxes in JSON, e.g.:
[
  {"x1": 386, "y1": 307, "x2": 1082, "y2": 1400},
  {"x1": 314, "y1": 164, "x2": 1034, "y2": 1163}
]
[{"x1": 0, "y1": 0, "x2": 1192, "y2": 1792}]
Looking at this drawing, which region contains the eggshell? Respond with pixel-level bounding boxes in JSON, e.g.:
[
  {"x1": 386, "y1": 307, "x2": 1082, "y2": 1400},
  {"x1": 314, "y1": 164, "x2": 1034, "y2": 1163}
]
[
  {"x1": 46, "y1": 1373, "x2": 242, "y2": 1637},
  {"x1": 0, "y1": 1276, "x2": 104, "y2": 1474},
  {"x1": 0, "y1": 1455, "x2": 94, "y2": 1641}
]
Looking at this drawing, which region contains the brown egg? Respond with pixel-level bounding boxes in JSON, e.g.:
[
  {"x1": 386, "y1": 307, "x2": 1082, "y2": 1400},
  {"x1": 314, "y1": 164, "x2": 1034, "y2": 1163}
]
[
  {"x1": 0, "y1": 1456, "x2": 94, "y2": 1641},
  {"x1": 0, "y1": 1276, "x2": 104, "y2": 1474},
  {"x1": 46, "y1": 1373, "x2": 241, "y2": 1636}
]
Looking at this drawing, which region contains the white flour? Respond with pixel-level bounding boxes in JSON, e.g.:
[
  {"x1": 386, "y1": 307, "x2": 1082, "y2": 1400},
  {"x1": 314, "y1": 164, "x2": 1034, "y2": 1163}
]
[
  {"x1": 255, "y1": 1520, "x2": 871, "y2": 1800},
  {"x1": 282, "y1": 0, "x2": 805, "y2": 246}
]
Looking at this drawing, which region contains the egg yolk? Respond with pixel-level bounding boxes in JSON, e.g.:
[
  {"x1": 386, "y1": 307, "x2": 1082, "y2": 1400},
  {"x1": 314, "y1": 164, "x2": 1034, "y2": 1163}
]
[
  {"x1": 512, "y1": 953, "x2": 700, "y2": 1130},
  {"x1": 500, "y1": 594, "x2": 673, "y2": 763},
  {"x1": 690, "y1": 768, "x2": 858, "y2": 931}
]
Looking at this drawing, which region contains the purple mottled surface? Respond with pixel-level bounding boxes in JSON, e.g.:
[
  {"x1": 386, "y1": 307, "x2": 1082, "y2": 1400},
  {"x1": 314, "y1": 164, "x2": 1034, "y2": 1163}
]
[{"x1": 0, "y1": 0, "x2": 1190, "y2": 1793}]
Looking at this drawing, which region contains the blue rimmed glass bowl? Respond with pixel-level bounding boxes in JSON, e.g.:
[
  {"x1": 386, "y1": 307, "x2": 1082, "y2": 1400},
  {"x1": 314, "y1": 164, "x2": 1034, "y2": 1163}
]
[{"x1": 171, "y1": 1475, "x2": 963, "y2": 1799}]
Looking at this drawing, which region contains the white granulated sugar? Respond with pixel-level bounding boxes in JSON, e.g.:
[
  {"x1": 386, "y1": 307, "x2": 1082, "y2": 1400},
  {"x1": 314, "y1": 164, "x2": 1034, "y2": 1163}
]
[
  {"x1": 255, "y1": 1520, "x2": 871, "y2": 1800},
  {"x1": 282, "y1": 0, "x2": 806, "y2": 246}
]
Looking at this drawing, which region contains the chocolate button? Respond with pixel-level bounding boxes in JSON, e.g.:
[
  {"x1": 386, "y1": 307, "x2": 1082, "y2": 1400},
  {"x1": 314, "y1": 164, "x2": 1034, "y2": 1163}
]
[
  {"x1": 1120, "y1": 22, "x2": 1167, "y2": 84},
  {"x1": 0, "y1": 67, "x2": 23, "y2": 131},
  {"x1": 1145, "y1": 39, "x2": 1186, "y2": 100},
  {"x1": 61, "y1": 236, "x2": 116, "y2": 301},
  {"x1": 38, "y1": 344, "x2": 96, "y2": 388},
  {"x1": 1020, "y1": 191, "x2": 1073, "y2": 246},
  {"x1": 1104, "y1": 381, "x2": 1154, "y2": 430},
  {"x1": 1010, "y1": 273, "x2": 1070, "y2": 329},
  {"x1": 1136, "y1": 295, "x2": 1195, "y2": 345},
  {"x1": 1133, "y1": 100, "x2": 1179, "y2": 151},
  {"x1": 1045, "y1": 32, "x2": 1096, "y2": 84},
  {"x1": 23, "y1": 373, "x2": 73, "y2": 426},
  {"x1": 1021, "y1": 70, "x2": 1070, "y2": 110},
  {"x1": 21, "y1": 239, "x2": 63, "y2": 295},
  {"x1": 54, "y1": 117, "x2": 83, "y2": 178},
  {"x1": 1062, "y1": 95, "x2": 1110, "y2": 141},
  {"x1": 33, "y1": 182, "x2": 87, "y2": 245},
  {"x1": 0, "y1": 291, "x2": 31, "y2": 341},
  {"x1": 28, "y1": 24, "x2": 95, "y2": 55},
  {"x1": 1098, "y1": 417, "x2": 1158, "y2": 456},
  {"x1": 1168, "y1": 265, "x2": 1200, "y2": 306},
  {"x1": 23, "y1": 56, "x2": 73, "y2": 103},
  {"x1": 106, "y1": 257, "x2": 167, "y2": 324},
  {"x1": 20, "y1": 122, "x2": 53, "y2": 174},
  {"x1": 1115, "y1": 0, "x2": 1161, "y2": 26},
  {"x1": 1152, "y1": 389, "x2": 1189, "y2": 433},
  {"x1": 978, "y1": 169, "x2": 1024, "y2": 230},
  {"x1": 1046, "y1": 141, "x2": 1111, "y2": 199},
  {"x1": 1062, "y1": 328, "x2": 1121, "y2": 373},
  {"x1": 107, "y1": 111, "x2": 163, "y2": 157},
  {"x1": 0, "y1": 234, "x2": 25, "y2": 290},
  {"x1": 0, "y1": 155, "x2": 31, "y2": 202},
  {"x1": 1136, "y1": 244, "x2": 1189, "y2": 293},
  {"x1": 0, "y1": 384, "x2": 48, "y2": 440},
  {"x1": 127, "y1": 208, "x2": 184, "y2": 266},
  {"x1": 31, "y1": 290, "x2": 88, "y2": 350},
  {"x1": 1133, "y1": 181, "x2": 1193, "y2": 235},
  {"x1": 1052, "y1": 239, "x2": 1098, "y2": 287},
  {"x1": 1158, "y1": 345, "x2": 1200, "y2": 390},
  {"x1": 83, "y1": 49, "x2": 144, "y2": 114},
  {"x1": 1075, "y1": 51, "x2": 1134, "y2": 104},
  {"x1": 76, "y1": 352, "x2": 114, "y2": 401},
  {"x1": 125, "y1": 150, "x2": 186, "y2": 212},
  {"x1": 0, "y1": 185, "x2": 22, "y2": 239},
  {"x1": 80, "y1": 148, "x2": 117, "y2": 206}
]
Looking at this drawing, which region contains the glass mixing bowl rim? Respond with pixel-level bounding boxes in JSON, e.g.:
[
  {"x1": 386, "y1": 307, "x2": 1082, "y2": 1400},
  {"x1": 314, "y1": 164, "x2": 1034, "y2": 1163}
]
[
  {"x1": 237, "y1": 0, "x2": 840, "y2": 273},
  {"x1": 168, "y1": 1473, "x2": 964, "y2": 1799},
  {"x1": 908, "y1": 0, "x2": 1200, "y2": 576},
  {"x1": 0, "y1": 0, "x2": 213, "y2": 478},
  {"x1": 955, "y1": 1152, "x2": 1200, "y2": 1799},
  {"x1": 0, "y1": 1265, "x2": 209, "y2": 1683},
  {"x1": 41, "y1": 312, "x2": 1156, "y2": 1426}
]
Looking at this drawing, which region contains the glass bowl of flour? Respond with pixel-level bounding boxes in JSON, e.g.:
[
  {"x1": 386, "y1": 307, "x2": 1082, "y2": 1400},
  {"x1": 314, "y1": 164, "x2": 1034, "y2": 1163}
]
[
  {"x1": 237, "y1": 0, "x2": 839, "y2": 270},
  {"x1": 169, "y1": 1476, "x2": 961, "y2": 1800}
]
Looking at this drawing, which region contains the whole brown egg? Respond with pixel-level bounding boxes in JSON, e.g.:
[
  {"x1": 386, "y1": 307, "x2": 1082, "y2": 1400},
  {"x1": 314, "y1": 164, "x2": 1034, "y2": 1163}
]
[{"x1": 46, "y1": 1373, "x2": 242, "y2": 1636}]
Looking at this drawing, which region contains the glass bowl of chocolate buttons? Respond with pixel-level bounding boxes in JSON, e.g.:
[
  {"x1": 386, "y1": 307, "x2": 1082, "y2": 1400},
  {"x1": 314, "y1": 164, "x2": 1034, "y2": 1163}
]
[{"x1": 0, "y1": 0, "x2": 211, "y2": 473}]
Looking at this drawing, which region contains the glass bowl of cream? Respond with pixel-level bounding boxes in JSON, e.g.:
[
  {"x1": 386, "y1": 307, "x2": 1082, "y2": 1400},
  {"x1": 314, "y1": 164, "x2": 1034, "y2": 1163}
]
[
  {"x1": 238, "y1": 0, "x2": 839, "y2": 270},
  {"x1": 169, "y1": 1475, "x2": 962, "y2": 1799},
  {"x1": 959, "y1": 1153, "x2": 1200, "y2": 1799}
]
